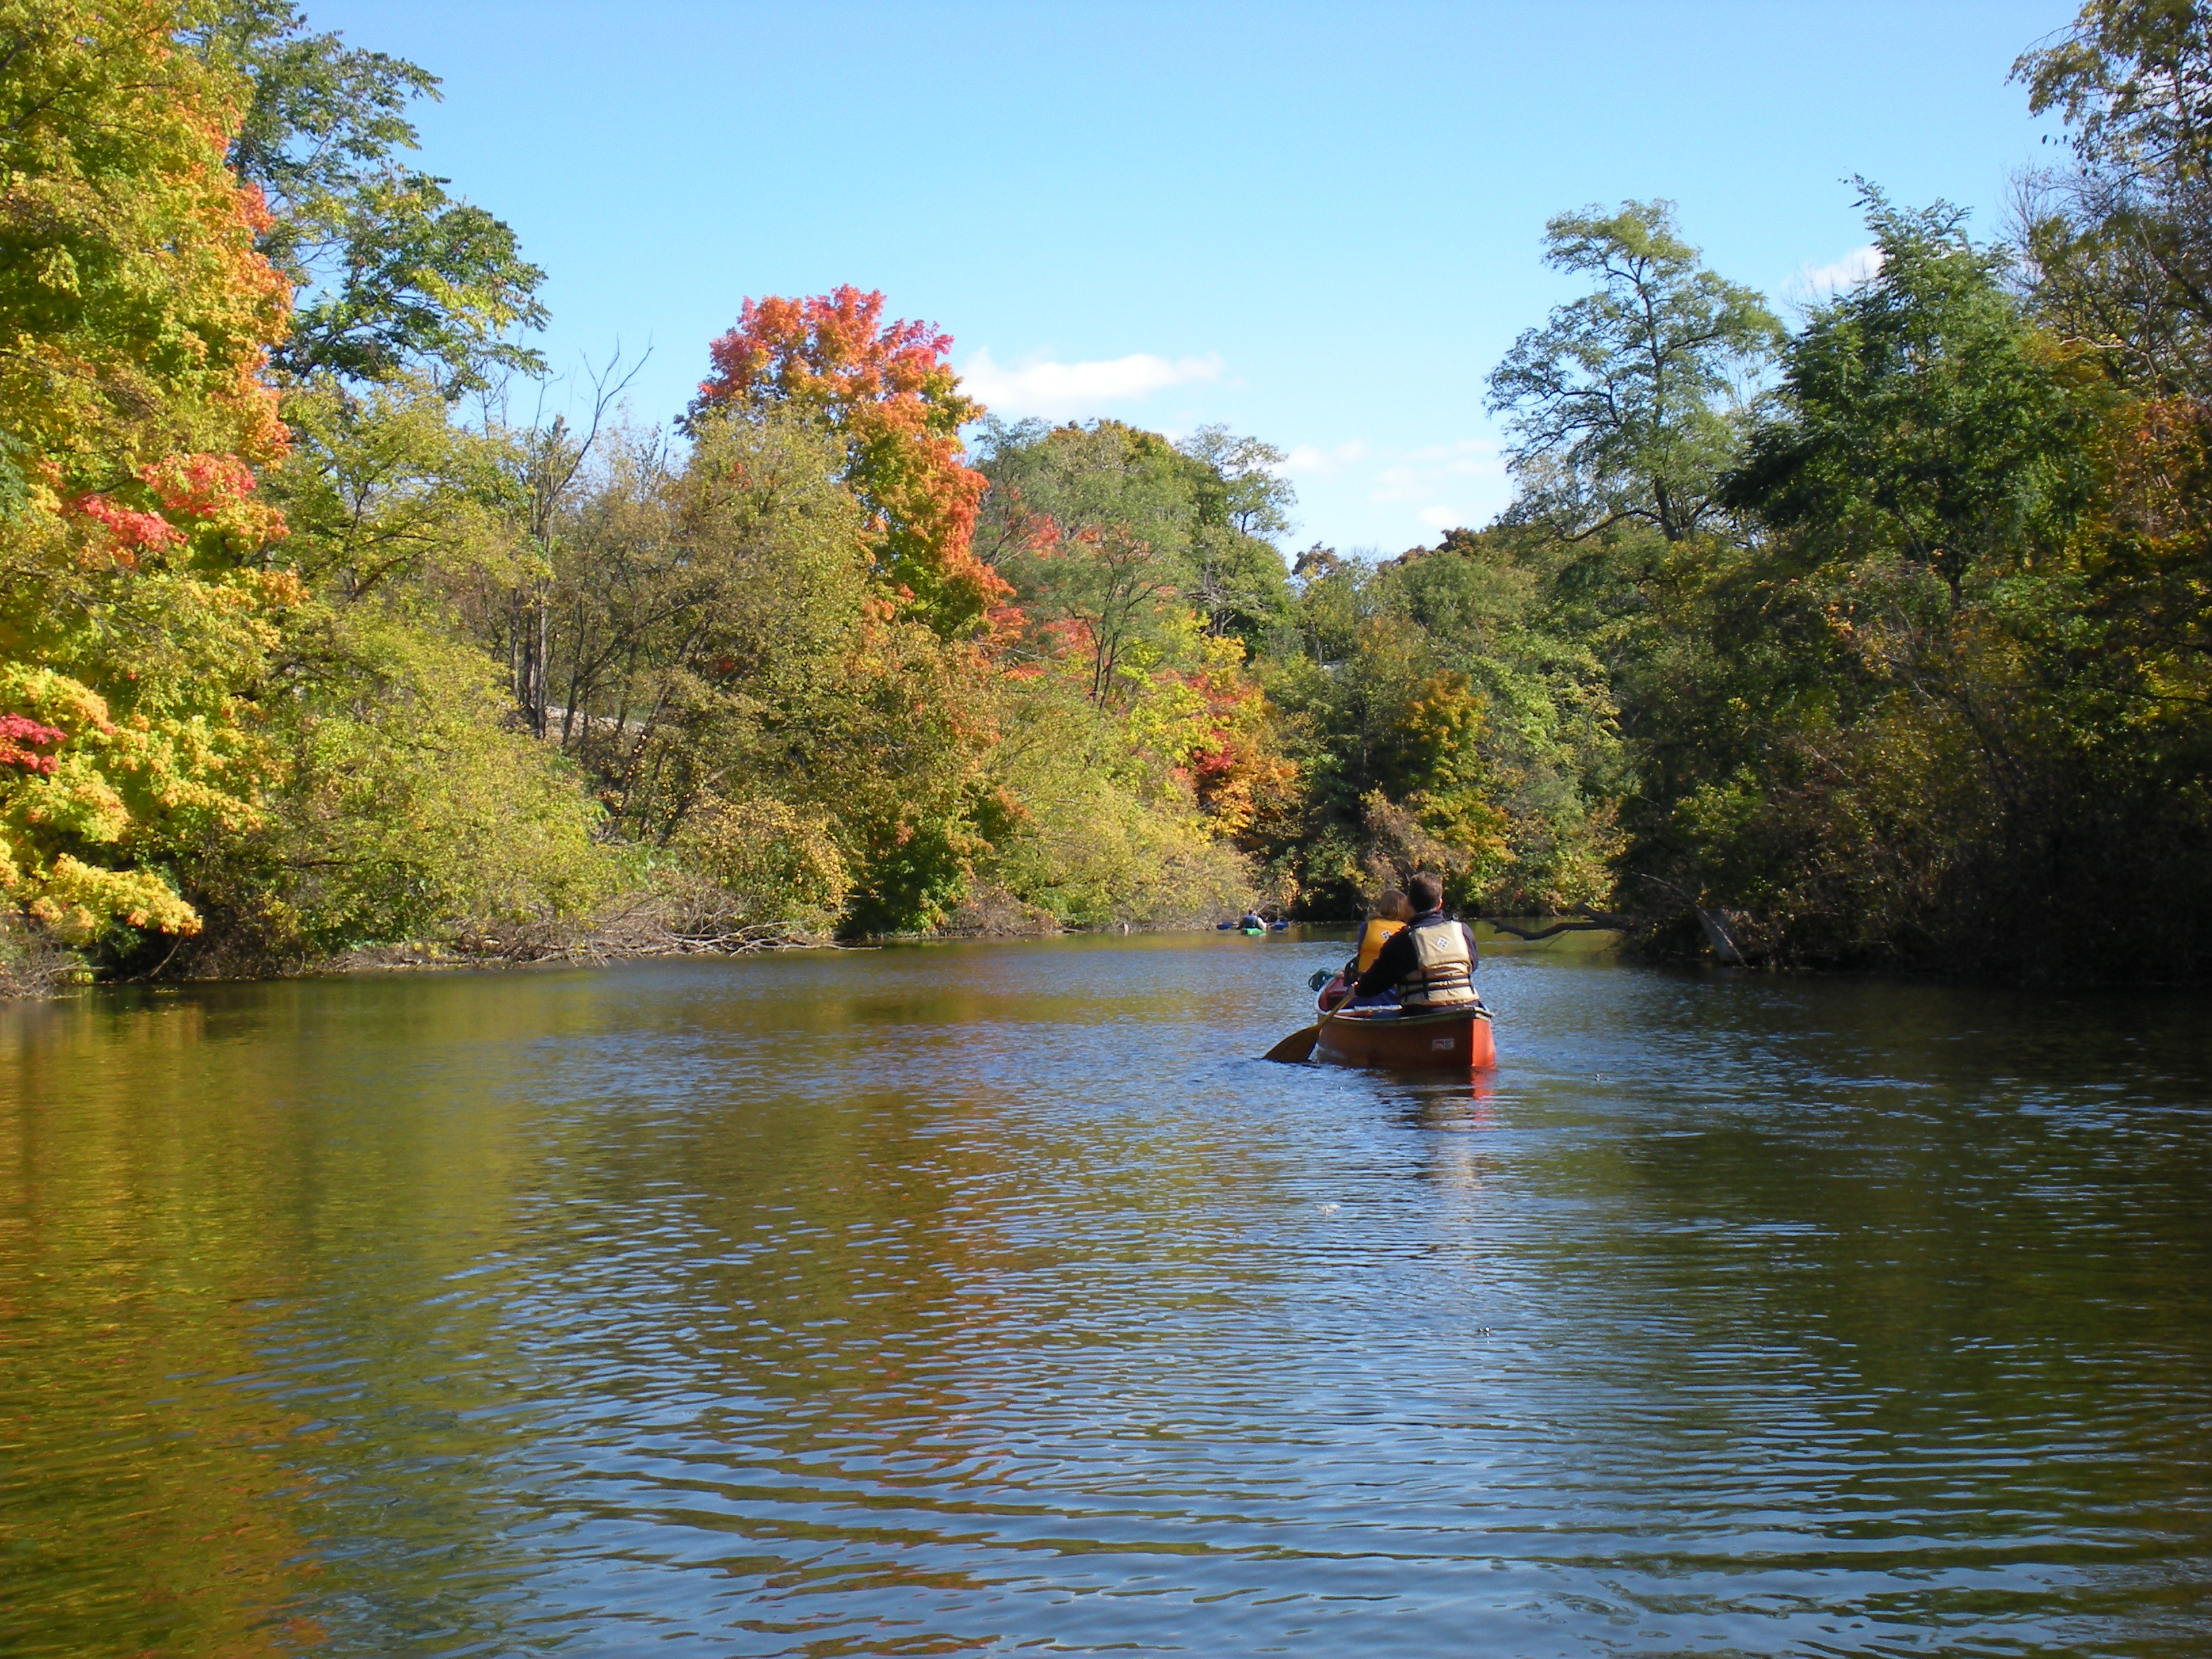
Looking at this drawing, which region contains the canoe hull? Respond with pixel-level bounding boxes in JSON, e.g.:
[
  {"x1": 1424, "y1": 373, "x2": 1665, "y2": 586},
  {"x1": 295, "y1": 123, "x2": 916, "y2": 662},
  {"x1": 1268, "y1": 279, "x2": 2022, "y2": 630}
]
[{"x1": 1313, "y1": 1006, "x2": 1496, "y2": 1072}]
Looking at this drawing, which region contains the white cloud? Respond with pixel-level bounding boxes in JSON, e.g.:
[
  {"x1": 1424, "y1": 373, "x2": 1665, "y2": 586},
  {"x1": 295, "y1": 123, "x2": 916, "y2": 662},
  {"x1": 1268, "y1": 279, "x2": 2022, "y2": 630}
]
[
  {"x1": 958, "y1": 347, "x2": 1224, "y2": 418},
  {"x1": 1328, "y1": 437, "x2": 1512, "y2": 540},
  {"x1": 1787, "y1": 243, "x2": 1884, "y2": 305},
  {"x1": 1369, "y1": 438, "x2": 1507, "y2": 506},
  {"x1": 1278, "y1": 439, "x2": 1369, "y2": 478}
]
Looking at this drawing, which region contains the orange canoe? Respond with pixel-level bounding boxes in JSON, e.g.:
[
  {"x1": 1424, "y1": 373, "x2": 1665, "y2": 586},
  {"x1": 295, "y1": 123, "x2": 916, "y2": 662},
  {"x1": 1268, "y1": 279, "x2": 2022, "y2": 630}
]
[{"x1": 1313, "y1": 1000, "x2": 1496, "y2": 1071}]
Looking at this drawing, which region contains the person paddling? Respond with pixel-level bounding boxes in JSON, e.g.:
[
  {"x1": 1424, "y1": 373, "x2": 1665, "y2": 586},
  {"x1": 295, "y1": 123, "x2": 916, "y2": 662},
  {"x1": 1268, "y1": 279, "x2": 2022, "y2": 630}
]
[
  {"x1": 1350, "y1": 871, "x2": 1481, "y2": 1010},
  {"x1": 1320, "y1": 887, "x2": 1413, "y2": 1010}
]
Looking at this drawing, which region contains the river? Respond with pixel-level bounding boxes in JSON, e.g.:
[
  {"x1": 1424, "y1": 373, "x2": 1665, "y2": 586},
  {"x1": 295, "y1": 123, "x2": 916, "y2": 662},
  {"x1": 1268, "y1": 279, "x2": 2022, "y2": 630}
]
[{"x1": 2, "y1": 934, "x2": 2207, "y2": 1656}]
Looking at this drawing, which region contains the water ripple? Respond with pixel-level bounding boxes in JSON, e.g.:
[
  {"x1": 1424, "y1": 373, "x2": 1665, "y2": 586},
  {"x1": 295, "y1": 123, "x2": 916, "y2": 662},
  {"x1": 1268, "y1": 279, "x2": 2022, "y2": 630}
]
[{"x1": 1, "y1": 942, "x2": 2208, "y2": 1655}]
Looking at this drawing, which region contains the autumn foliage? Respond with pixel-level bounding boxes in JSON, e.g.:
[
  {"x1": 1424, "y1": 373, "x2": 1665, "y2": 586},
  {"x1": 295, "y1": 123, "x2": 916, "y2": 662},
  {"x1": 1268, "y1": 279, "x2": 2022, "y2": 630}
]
[
  {"x1": 689, "y1": 286, "x2": 1010, "y2": 637},
  {"x1": 0, "y1": 0, "x2": 295, "y2": 943},
  {"x1": 15, "y1": 0, "x2": 2212, "y2": 988},
  {"x1": 0, "y1": 714, "x2": 64, "y2": 776}
]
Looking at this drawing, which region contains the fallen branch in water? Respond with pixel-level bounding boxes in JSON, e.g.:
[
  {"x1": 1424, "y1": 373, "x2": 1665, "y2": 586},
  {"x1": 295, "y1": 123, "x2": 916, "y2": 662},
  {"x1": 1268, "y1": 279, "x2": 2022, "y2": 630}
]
[
  {"x1": 1631, "y1": 874, "x2": 1749, "y2": 964},
  {"x1": 1477, "y1": 905, "x2": 1629, "y2": 941}
]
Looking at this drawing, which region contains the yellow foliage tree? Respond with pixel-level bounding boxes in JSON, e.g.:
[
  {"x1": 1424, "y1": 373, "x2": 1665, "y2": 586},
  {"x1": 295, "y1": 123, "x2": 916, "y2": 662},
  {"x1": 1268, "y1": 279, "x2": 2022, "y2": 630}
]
[{"x1": 0, "y1": 0, "x2": 293, "y2": 947}]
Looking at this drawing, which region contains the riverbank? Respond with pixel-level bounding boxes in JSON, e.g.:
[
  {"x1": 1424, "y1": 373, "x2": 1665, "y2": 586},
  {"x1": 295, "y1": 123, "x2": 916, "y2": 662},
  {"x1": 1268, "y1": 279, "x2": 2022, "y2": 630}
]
[
  {"x1": 0, "y1": 905, "x2": 1641, "y2": 1001},
  {"x1": 0, "y1": 903, "x2": 1296, "y2": 1000}
]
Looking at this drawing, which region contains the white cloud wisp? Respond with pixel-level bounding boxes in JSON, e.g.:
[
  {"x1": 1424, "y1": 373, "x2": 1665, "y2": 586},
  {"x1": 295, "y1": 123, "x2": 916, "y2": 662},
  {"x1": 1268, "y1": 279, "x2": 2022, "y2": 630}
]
[
  {"x1": 1366, "y1": 438, "x2": 1512, "y2": 537},
  {"x1": 1277, "y1": 439, "x2": 1370, "y2": 478},
  {"x1": 958, "y1": 348, "x2": 1224, "y2": 419},
  {"x1": 1786, "y1": 243, "x2": 1885, "y2": 306}
]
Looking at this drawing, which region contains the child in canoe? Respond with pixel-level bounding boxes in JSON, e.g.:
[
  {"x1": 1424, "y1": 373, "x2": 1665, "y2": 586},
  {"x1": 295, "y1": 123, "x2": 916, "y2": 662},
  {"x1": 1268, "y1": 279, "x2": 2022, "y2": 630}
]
[{"x1": 1318, "y1": 888, "x2": 1412, "y2": 1010}]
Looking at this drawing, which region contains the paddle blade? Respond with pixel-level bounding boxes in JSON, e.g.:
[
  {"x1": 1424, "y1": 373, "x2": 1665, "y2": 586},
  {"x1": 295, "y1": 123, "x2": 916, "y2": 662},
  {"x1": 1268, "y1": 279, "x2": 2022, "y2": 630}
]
[{"x1": 1263, "y1": 1024, "x2": 1319, "y2": 1063}]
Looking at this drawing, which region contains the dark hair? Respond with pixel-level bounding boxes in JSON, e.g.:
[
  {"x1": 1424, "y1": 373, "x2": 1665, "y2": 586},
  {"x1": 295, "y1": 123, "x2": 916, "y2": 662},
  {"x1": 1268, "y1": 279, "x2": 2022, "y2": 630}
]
[{"x1": 1408, "y1": 872, "x2": 1445, "y2": 912}]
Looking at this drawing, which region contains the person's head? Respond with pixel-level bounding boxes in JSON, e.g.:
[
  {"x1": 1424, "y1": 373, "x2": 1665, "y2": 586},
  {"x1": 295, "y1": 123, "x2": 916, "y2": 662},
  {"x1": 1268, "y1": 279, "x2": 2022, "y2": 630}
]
[
  {"x1": 1408, "y1": 872, "x2": 1446, "y2": 914},
  {"x1": 1372, "y1": 886, "x2": 1412, "y2": 922}
]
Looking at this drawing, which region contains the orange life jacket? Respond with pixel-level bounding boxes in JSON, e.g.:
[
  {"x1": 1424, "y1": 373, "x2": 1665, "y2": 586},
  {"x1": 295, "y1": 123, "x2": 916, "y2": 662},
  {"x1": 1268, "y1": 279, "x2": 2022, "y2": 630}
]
[{"x1": 1354, "y1": 917, "x2": 1404, "y2": 973}]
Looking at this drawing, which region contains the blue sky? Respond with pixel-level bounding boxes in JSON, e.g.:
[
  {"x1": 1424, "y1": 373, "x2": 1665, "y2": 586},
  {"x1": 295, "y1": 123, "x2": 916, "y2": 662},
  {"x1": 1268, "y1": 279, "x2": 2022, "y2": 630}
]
[{"x1": 319, "y1": 1, "x2": 2081, "y2": 554}]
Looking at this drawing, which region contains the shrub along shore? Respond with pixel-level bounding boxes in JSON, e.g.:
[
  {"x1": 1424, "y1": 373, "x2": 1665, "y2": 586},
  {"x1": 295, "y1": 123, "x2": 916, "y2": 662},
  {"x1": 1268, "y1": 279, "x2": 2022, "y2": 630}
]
[{"x1": 4, "y1": 1, "x2": 2210, "y2": 996}]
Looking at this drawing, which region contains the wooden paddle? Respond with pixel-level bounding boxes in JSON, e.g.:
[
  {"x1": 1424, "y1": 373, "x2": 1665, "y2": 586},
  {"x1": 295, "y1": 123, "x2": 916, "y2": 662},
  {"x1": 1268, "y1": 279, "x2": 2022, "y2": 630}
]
[{"x1": 1263, "y1": 970, "x2": 1349, "y2": 1063}]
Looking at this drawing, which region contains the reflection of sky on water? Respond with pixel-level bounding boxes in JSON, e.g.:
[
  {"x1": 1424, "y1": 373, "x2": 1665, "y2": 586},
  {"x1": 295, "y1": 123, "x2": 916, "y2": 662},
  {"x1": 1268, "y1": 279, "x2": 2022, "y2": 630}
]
[{"x1": 2, "y1": 940, "x2": 2208, "y2": 1656}]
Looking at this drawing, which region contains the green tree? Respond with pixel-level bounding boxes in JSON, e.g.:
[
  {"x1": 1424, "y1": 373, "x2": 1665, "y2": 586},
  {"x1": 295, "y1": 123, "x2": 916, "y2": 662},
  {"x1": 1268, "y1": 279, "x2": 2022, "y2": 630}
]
[
  {"x1": 186, "y1": 0, "x2": 548, "y2": 392},
  {"x1": 1178, "y1": 425, "x2": 1296, "y2": 539},
  {"x1": 1175, "y1": 424, "x2": 1296, "y2": 642},
  {"x1": 1726, "y1": 194, "x2": 2103, "y2": 612},
  {"x1": 1486, "y1": 200, "x2": 1782, "y2": 544},
  {"x1": 1259, "y1": 533, "x2": 1620, "y2": 917},
  {"x1": 534, "y1": 409, "x2": 1022, "y2": 937},
  {"x1": 1624, "y1": 199, "x2": 2137, "y2": 973},
  {"x1": 175, "y1": 611, "x2": 615, "y2": 971},
  {"x1": 977, "y1": 419, "x2": 1201, "y2": 705},
  {"x1": 2015, "y1": 0, "x2": 2212, "y2": 396}
]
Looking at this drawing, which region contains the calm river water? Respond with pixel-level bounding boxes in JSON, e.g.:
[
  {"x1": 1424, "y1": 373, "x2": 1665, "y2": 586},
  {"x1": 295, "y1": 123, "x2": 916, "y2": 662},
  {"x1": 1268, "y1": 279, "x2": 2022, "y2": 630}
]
[{"x1": 3, "y1": 935, "x2": 2209, "y2": 1657}]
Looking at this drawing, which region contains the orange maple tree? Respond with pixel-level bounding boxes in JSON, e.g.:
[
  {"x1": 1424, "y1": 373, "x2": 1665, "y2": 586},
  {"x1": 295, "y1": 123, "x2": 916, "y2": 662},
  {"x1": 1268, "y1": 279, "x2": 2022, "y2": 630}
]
[{"x1": 688, "y1": 285, "x2": 1010, "y2": 637}]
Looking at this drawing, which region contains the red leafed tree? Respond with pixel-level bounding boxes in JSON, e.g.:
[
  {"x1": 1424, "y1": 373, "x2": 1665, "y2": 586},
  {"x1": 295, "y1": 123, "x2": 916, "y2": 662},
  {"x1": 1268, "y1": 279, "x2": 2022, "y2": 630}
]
[
  {"x1": 0, "y1": 716, "x2": 64, "y2": 777},
  {"x1": 688, "y1": 286, "x2": 1010, "y2": 637}
]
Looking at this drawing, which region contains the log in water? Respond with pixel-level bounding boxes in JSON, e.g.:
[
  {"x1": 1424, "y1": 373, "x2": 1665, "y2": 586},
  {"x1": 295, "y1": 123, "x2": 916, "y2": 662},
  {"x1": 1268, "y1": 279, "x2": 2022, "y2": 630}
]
[{"x1": 3, "y1": 934, "x2": 2208, "y2": 1656}]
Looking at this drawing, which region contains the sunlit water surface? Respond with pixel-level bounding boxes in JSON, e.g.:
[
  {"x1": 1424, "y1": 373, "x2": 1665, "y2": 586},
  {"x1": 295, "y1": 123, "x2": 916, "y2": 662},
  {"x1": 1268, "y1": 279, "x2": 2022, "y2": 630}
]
[{"x1": 3, "y1": 935, "x2": 2209, "y2": 1657}]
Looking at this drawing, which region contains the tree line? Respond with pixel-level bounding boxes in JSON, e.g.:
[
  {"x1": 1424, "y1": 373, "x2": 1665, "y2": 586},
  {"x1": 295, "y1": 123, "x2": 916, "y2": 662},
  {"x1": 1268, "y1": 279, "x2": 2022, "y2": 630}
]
[{"x1": 1, "y1": 0, "x2": 2205, "y2": 989}]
